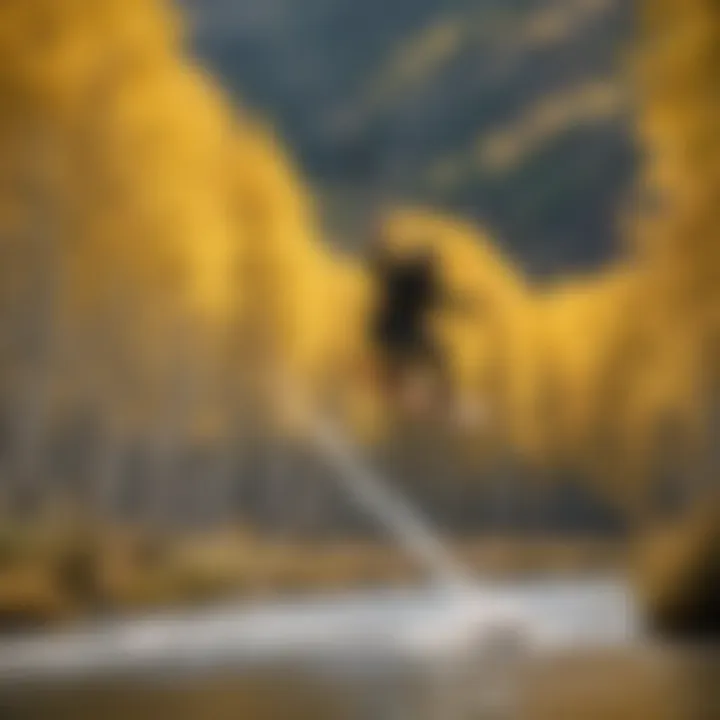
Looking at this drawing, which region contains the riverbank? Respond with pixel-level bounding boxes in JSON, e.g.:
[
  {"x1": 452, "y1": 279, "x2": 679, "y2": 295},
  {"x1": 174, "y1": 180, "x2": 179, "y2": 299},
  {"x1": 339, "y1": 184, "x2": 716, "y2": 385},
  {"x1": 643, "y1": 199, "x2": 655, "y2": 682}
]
[{"x1": 0, "y1": 522, "x2": 623, "y2": 631}]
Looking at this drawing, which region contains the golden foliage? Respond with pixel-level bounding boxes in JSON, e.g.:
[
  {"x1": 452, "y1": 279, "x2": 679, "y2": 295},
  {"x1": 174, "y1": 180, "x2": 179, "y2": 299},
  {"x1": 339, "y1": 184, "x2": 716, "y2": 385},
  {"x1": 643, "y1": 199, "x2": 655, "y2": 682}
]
[
  {"x1": 0, "y1": 0, "x2": 716, "y2": 513},
  {"x1": 0, "y1": 0, "x2": 368, "y2": 449},
  {"x1": 372, "y1": 0, "x2": 719, "y2": 505}
]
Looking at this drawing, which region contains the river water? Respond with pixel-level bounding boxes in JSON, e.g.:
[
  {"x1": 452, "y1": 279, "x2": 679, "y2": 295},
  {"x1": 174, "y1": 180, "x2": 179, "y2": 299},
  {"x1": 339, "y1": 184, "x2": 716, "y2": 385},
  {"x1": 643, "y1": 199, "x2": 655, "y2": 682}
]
[{"x1": 0, "y1": 578, "x2": 715, "y2": 719}]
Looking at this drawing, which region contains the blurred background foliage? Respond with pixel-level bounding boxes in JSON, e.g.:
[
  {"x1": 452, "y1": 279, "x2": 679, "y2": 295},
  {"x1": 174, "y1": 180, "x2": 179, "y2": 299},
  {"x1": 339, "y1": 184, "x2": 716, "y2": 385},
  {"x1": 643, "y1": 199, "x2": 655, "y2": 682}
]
[{"x1": 0, "y1": 0, "x2": 715, "y2": 631}]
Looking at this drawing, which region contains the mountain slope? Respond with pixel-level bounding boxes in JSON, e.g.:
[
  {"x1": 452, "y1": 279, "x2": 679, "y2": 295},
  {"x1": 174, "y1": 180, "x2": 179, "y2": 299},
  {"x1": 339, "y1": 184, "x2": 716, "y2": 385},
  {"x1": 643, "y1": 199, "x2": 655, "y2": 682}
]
[{"x1": 182, "y1": 0, "x2": 634, "y2": 276}]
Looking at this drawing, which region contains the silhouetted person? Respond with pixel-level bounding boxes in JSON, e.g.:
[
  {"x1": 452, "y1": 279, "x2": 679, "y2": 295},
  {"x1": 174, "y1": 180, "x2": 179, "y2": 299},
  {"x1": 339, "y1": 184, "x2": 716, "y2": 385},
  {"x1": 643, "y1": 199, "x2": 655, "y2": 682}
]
[
  {"x1": 366, "y1": 239, "x2": 469, "y2": 420},
  {"x1": 369, "y1": 244, "x2": 443, "y2": 376}
]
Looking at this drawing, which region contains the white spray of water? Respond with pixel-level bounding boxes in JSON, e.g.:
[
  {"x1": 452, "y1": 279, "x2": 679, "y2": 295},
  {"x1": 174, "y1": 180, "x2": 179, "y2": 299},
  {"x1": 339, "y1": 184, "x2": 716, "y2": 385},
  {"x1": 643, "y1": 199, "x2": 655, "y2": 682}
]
[{"x1": 302, "y1": 409, "x2": 474, "y2": 591}]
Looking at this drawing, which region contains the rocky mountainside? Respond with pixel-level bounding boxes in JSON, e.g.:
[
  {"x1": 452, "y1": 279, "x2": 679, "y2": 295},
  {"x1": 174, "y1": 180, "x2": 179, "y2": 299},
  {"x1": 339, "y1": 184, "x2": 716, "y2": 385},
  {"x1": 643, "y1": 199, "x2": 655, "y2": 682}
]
[{"x1": 183, "y1": 0, "x2": 635, "y2": 277}]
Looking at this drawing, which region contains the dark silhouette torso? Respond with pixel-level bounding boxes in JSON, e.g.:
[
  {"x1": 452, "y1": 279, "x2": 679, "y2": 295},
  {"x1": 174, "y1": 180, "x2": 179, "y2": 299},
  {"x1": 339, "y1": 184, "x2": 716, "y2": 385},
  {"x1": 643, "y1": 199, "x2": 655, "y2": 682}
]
[{"x1": 370, "y1": 250, "x2": 442, "y2": 366}]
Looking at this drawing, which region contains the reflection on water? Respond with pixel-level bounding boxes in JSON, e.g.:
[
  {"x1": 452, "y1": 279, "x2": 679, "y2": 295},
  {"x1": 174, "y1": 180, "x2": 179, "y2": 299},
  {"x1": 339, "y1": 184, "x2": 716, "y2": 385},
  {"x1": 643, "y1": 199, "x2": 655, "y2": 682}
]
[
  {"x1": 0, "y1": 579, "x2": 716, "y2": 719},
  {"x1": 0, "y1": 649, "x2": 716, "y2": 720},
  {"x1": 521, "y1": 647, "x2": 718, "y2": 720}
]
